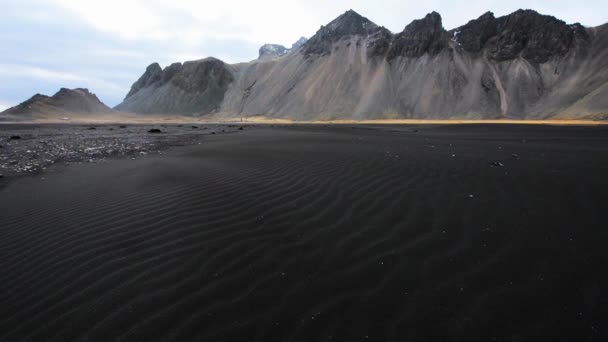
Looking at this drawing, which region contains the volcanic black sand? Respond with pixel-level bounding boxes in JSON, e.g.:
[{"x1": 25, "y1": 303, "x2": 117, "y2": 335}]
[{"x1": 1, "y1": 124, "x2": 608, "y2": 341}]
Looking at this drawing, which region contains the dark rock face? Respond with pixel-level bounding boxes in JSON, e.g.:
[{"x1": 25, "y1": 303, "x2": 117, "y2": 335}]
[
  {"x1": 490, "y1": 10, "x2": 580, "y2": 62},
  {"x1": 126, "y1": 63, "x2": 162, "y2": 99},
  {"x1": 452, "y1": 9, "x2": 590, "y2": 63},
  {"x1": 451, "y1": 12, "x2": 497, "y2": 53},
  {"x1": 116, "y1": 58, "x2": 235, "y2": 115},
  {"x1": 388, "y1": 12, "x2": 447, "y2": 59},
  {"x1": 258, "y1": 44, "x2": 289, "y2": 59},
  {"x1": 299, "y1": 9, "x2": 590, "y2": 64},
  {"x1": 303, "y1": 10, "x2": 379, "y2": 55},
  {"x1": 366, "y1": 27, "x2": 393, "y2": 57},
  {"x1": 171, "y1": 59, "x2": 234, "y2": 93},
  {"x1": 161, "y1": 63, "x2": 183, "y2": 84}
]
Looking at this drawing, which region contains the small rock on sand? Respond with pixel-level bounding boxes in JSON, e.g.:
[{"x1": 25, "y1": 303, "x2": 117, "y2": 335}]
[
  {"x1": 148, "y1": 129, "x2": 162, "y2": 133},
  {"x1": 9, "y1": 135, "x2": 21, "y2": 140}
]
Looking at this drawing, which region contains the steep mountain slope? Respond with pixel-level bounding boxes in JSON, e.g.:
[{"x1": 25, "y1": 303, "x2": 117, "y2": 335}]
[
  {"x1": 118, "y1": 9, "x2": 608, "y2": 119},
  {"x1": 115, "y1": 58, "x2": 235, "y2": 115},
  {"x1": 2, "y1": 88, "x2": 115, "y2": 117}
]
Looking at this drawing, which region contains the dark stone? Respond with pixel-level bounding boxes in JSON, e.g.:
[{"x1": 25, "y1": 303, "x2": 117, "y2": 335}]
[
  {"x1": 238, "y1": 126, "x2": 244, "y2": 130},
  {"x1": 9, "y1": 135, "x2": 21, "y2": 140},
  {"x1": 388, "y1": 12, "x2": 447, "y2": 59},
  {"x1": 119, "y1": 125, "x2": 127, "y2": 128},
  {"x1": 192, "y1": 126, "x2": 199, "y2": 129},
  {"x1": 148, "y1": 129, "x2": 162, "y2": 133},
  {"x1": 87, "y1": 127, "x2": 96, "y2": 130}
]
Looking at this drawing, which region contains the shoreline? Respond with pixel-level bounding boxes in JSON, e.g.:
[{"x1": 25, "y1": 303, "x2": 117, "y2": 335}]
[{"x1": 1, "y1": 118, "x2": 607, "y2": 126}]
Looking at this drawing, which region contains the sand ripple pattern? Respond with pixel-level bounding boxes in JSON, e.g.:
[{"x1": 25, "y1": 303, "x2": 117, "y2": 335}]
[{"x1": 1, "y1": 125, "x2": 608, "y2": 341}]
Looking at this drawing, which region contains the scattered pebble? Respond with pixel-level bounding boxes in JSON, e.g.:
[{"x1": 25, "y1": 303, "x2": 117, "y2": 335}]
[
  {"x1": 0, "y1": 124, "x2": 240, "y2": 177},
  {"x1": 490, "y1": 161, "x2": 505, "y2": 167},
  {"x1": 148, "y1": 129, "x2": 162, "y2": 133}
]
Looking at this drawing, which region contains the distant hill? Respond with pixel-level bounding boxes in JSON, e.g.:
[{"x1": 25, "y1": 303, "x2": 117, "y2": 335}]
[
  {"x1": 2, "y1": 88, "x2": 115, "y2": 118},
  {"x1": 117, "y1": 9, "x2": 608, "y2": 120}
]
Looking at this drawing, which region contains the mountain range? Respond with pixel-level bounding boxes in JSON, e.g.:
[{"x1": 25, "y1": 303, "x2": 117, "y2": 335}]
[{"x1": 4, "y1": 9, "x2": 608, "y2": 120}]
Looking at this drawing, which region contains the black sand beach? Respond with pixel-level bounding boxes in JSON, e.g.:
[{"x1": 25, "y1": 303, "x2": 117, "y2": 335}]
[{"x1": 1, "y1": 124, "x2": 608, "y2": 341}]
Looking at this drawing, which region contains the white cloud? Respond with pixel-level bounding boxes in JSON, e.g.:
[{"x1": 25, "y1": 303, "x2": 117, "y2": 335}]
[
  {"x1": 0, "y1": 64, "x2": 83, "y2": 82},
  {"x1": 48, "y1": 0, "x2": 608, "y2": 48},
  {"x1": 0, "y1": 64, "x2": 128, "y2": 97}
]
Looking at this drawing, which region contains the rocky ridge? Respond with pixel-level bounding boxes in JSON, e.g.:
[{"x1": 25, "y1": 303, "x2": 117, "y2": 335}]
[{"x1": 112, "y1": 9, "x2": 607, "y2": 119}]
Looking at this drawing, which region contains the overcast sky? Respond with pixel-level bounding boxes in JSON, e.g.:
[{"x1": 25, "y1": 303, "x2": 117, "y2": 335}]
[{"x1": 1, "y1": 0, "x2": 606, "y2": 110}]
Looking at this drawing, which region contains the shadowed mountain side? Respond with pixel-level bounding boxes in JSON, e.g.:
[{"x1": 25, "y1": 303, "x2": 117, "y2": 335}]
[
  {"x1": 115, "y1": 58, "x2": 235, "y2": 115},
  {"x1": 118, "y1": 9, "x2": 608, "y2": 119}
]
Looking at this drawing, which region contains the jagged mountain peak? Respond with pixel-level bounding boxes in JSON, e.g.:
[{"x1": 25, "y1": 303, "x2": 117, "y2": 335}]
[
  {"x1": 117, "y1": 57, "x2": 234, "y2": 115},
  {"x1": 56, "y1": 87, "x2": 94, "y2": 97},
  {"x1": 387, "y1": 11, "x2": 447, "y2": 59},
  {"x1": 126, "y1": 63, "x2": 163, "y2": 99},
  {"x1": 404, "y1": 11, "x2": 443, "y2": 31},
  {"x1": 302, "y1": 9, "x2": 379, "y2": 55},
  {"x1": 258, "y1": 44, "x2": 289, "y2": 59},
  {"x1": 450, "y1": 8, "x2": 590, "y2": 62},
  {"x1": 326, "y1": 9, "x2": 378, "y2": 33}
]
